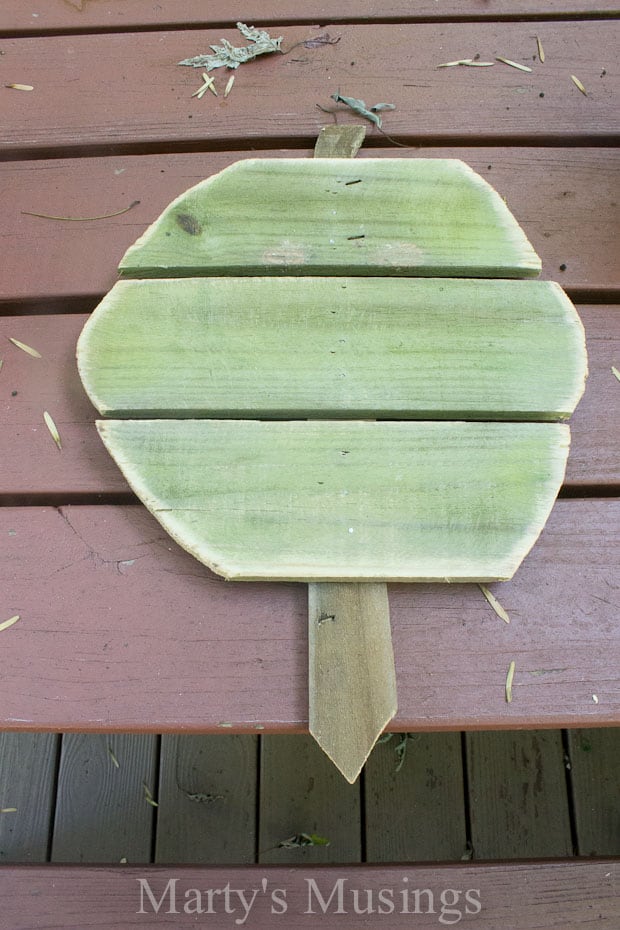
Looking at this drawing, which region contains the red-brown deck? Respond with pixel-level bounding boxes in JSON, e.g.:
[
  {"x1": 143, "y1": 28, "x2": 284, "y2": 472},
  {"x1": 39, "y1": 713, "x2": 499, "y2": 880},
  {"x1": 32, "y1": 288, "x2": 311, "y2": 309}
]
[{"x1": 0, "y1": 2, "x2": 618, "y2": 926}]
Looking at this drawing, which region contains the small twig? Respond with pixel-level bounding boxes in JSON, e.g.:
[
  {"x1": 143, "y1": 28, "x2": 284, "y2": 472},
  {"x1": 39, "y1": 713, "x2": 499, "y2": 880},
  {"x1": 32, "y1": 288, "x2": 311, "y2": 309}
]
[{"x1": 22, "y1": 200, "x2": 140, "y2": 222}]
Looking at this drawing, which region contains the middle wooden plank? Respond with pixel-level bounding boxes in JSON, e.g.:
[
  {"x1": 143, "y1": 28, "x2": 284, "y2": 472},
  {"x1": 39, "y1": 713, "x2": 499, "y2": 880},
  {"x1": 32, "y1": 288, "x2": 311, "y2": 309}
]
[{"x1": 78, "y1": 277, "x2": 585, "y2": 421}]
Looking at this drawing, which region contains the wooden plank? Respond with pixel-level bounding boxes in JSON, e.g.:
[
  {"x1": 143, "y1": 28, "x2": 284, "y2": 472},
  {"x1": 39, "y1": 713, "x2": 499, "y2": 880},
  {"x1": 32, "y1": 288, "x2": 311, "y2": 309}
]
[
  {"x1": 0, "y1": 500, "x2": 617, "y2": 731},
  {"x1": 365, "y1": 732, "x2": 468, "y2": 861},
  {"x1": 2, "y1": 148, "x2": 617, "y2": 306},
  {"x1": 78, "y1": 278, "x2": 585, "y2": 419},
  {"x1": 156, "y1": 735, "x2": 257, "y2": 863},
  {"x1": 567, "y1": 728, "x2": 620, "y2": 856},
  {"x1": 0, "y1": 861, "x2": 618, "y2": 928},
  {"x1": 466, "y1": 730, "x2": 573, "y2": 857},
  {"x1": 96, "y1": 419, "x2": 570, "y2": 582},
  {"x1": 258, "y1": 735, "x2": 361, "y2": 863},
  {"x1": 0, "y1": 733, "x2": 58, "y2": 863},
  {"x1": 51, "y1": 734, "x2": 158, "y2": 863},
  {"x1": 1, "y1": 23, "x2": 617, "y2": 157},
  {"x1": 1, "y1": 305, "x2": 615, "y2": 496},
  {"x1": 2, "y1": 2, "x2": 617, "y2": 33},
  {"x1": 308, "y1": 583, "x2": 397, "y2": 783},
  {"x1": 116, "y1": 159, "x2": 541, "y2": 278}
]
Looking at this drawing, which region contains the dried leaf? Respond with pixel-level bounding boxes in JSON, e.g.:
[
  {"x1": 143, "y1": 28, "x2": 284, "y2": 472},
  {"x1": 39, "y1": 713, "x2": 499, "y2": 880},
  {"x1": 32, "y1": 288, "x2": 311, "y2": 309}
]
[
  {"x1": 330, "y1": 93, "x2": 396, "y2": 129},
  {"x1": 571, "y1": 74, "x2": 587, "y2": 95},
  {"x1": 224, "y1": 75, "x2": 235, "y2": 98},
  {"x1": 0, "y1": 615, "x2": 20, "y2": 633},
  {"x1": 22, "y1": 200, "x2": 140, "y2": 222},
  {"x1": 505, "y1": 660, "x2": 516, "y2": 703},
  {"x1": 303, "y1": 33, "x2": 341, "y2": 50},
  {"x1": 279, "y1": 832, "x2": 330, "y2": 848},
  {"x1": 143, "y1": 782, "x2": 158, "y2": 807},
  {"x1": 9, "y1": 337, "x2": 41, "y2": 358},
  {"x1": 536, "y1": 35, "x2": 545, "y2": 63},
  {"x1": 179, "y1": 22, "x2": 283, "y2": 71},
  {"x1": 496, "y1": 57, "x2": 533, "y2": 73},
  {"x1": 612, "y1": 365, "x2": 620, "y2": 382},
  {"x1": 478, "y1": 584, "x2": 511, "y2": 624},
  {"x1": 107, "y1": 746, "x2": 120, "y2": 769},
  {"x1": 5, "y1": 83, "x2": 34, "y2": 91},
  {"x1": 43, "y1": 411, "x2": 62, "y2": 450}
]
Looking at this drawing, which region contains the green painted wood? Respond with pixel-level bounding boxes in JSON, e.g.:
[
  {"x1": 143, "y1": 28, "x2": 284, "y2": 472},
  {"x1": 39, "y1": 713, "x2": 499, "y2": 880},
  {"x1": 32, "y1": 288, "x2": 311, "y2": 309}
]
[
  {"x1": 365, "y1": 733, "x2": 468, "y2": 862},
  {"x1": 118, "y1": 159, "x2": 542, "y2": 279},
  {"x1": 0, "y1": 733, "x2": 59, "y2": 863},
  {"x1": 567, "y1": 728, "x2": 620, "y2": 856},
  {"x1": 51, "y1": 734, "x2": 158, "y2": 864},
  {"x1": 78, "y1": 277, "x2": 586, "y2": 421},
  {"x1": 258, "y1": 735, "x2": 361, "y2": 864},
  {"x1": 155, "y1": 735, "x2": 257, "y2": 864},
  {"x1": 96, "y1": 418, "x2": 570, "y2": 582},
  {"x1": 466, "y1": 731, "x2": 573, "y2": 859}
]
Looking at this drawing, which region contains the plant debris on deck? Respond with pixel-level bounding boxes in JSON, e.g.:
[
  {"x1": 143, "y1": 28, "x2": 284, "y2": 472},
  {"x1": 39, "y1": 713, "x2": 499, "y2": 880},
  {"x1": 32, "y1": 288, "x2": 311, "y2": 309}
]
[{"x1": 179, "y1": 22, "x2": 283, "y2": 71}]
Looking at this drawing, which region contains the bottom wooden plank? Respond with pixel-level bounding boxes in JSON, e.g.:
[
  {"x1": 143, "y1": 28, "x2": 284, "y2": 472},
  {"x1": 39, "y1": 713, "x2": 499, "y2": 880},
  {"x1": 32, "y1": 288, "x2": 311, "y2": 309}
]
[
  {"x1": 365, "y1": 733, "x2": 468, "y2": 862},
  {"x1": 568, "y1": 728, "x2": 620, "y2": 856},
  {"x1": 0, "y1": 733, "x2": 58, "y2": 863},
  {"x1": 51, "y1": 734, "x2": 158, "y2": 864},
  {"x1": 466, "y1": 731, "x2": 573, "y2": 859},
  {"x1": 259, "y1": 736, "x2": 361, "y2": 864},
  {"x1": 156, "y1": 735, "x2": 257, "y2": 864},
  {"x1": 0, "y1": 861, "x2": 617, "y2": 928}
]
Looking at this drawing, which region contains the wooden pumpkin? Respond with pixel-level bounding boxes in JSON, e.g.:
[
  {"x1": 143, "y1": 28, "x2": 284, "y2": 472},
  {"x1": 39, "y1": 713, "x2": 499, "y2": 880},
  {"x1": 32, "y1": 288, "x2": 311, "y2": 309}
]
[{"x1": 77, "y1": 148, "x2": 587, "y2": 781}]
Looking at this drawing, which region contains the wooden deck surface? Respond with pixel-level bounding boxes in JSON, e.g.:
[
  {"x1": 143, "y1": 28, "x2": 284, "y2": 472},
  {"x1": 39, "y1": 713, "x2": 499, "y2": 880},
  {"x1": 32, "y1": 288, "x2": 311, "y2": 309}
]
[{"x1": 0, "y1": 1, "x2": 618, "y2": 922}]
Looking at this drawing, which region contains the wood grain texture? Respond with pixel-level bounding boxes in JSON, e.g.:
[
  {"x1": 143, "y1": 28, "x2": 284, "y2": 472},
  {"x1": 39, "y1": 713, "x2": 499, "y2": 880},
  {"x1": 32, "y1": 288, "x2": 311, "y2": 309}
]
[
  {"x1": 2, "y1": 2, "x2": 618, "y2": 33},
  {"x1": 567, "y1": 728, "x2": 620, "y2": 856},
  {"x1": 466, "y1": 730, "x2": 573, "y2": 858},
  {"x1": 0, "y1": 733, "x2": 58, "y2": 863},
  {"x1": 1, "y1": 305, "x2": 614, "y2": 495},
  {"x1": 0, "y1": 500, "x2": 617, "y2": 731},
  {"x1": 258, "y1": 735, "x2": 361, "y2": 863},
  {"x1": 51, "y1": 734, "x2": 158, "y2": 863},
  {"x1": 156, "y1": 735, "x2": 257, "y2": 864},
  {"x1": 1, "y1": 22, "x2": 617, "y2": 157},
  {"x1": 0, "y1": 861, "x2": 618, "y2": 928},
  {"x1": 308, "y1": 583, "x2": 396, "y2": 783},
  {"x1": 78, "y1": 277, "x2": 585, "y2": 419},
  {"x1": 3, "y1": 148, "x2": 617, "y2": 306},
  {"x1": 96, "y1": 419, "x2": 570, "y2": 582},
  {"x1": 117, "y1": 159, "x2": 540, "y2": 278},
  {"x1": 365, "y1": 733, "x2": 468, "y2": 862}
]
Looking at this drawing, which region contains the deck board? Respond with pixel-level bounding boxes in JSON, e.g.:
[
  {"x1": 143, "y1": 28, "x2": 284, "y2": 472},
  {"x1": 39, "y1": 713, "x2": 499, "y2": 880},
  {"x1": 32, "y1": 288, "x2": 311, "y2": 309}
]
[
  {"x1": 156, "y1": 735, "x2": 257, "y2": 864},
  {"x1": 258, "y1": 735, "x2": 361, "y2": 863},
  {"x1": 50, "y1": 734, "x2": 158, "y2": 863},
  {"x1": 466, "y1": 731, "x2": 574, "y2": 858},
  {"x1": 567, "y1": 728, "x2": 620, "y2": 856},
  {"x1": 2, "y1": 2, "x2": 618, "y2": 34},
  {"x1": 0, "y1": 500, "x2": 617, "y2": 732},
  {"x1": 1, "y1": 22, "x2": 617, "y2": 159},
  {"x1": 0, "y1": 733, "x2": 58, "y2": 863},
  {"x1": 364, "y1": 733, "x2": 468, "y2": 862},
  {"x1": 0, "y1": 861, "x2": 618, "y2": 928}
]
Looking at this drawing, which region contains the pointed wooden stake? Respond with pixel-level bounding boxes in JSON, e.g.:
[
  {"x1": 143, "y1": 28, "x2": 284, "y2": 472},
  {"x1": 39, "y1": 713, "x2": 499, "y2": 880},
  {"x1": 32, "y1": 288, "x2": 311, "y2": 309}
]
[{"x1": 308, "y1": 582, "x2": 397, "y2": 783}]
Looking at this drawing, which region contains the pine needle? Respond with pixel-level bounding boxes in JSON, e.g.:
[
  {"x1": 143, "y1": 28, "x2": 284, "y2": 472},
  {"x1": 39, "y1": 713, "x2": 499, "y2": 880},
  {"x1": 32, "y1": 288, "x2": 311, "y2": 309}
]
[
  {"x1": 5, "y1": 83, "x2": 34, "y2": 91},
  {"x1": 22, "y1": 200, "x2": 140, "y2": 222},
  {"x1": 143, "y1": 782, "x2": 158, "y2": 807},
  {"x1": 0, "y1": 359, "x2": 3, "y2": 373},
  {"x1": 0, "y1": 615, "x2": 20, "y2": 634},
  {"x1": 43, "y1": 411, "x2": 62, "y2": 450},
  {"x1": 9, "y1": 337, "x2": 41, "y2": 358},
  {"x1": 224, "y1": 75, "x2": 235, "y2": 97},
  {"x1": 107, "y1": 746, "x2": 120, "y2": 769},
  {"x1": 437, "y1": 59, "x2": 474, "y2": 67},
  {"x1": 536, "y1": 36, "x2": 545, "y2": 63},
  {"x1": 496, "y1": 57, "x2": 533, "y2": 73},
  {"x1": 478, "y1": 584, "x2": 510, "y2": 624},
  {"x1": 0, "y1": 808, "x2": 17, "y2": 814},
  {"x1": 571, "y1": 74, "x2": 587, "y2": 95},
  {"x1": 612, "y1": 365, "x2": 620, "y2": 382},
  {"x1": 505, "y1": 661, "x2": 516, "y2": 703}
]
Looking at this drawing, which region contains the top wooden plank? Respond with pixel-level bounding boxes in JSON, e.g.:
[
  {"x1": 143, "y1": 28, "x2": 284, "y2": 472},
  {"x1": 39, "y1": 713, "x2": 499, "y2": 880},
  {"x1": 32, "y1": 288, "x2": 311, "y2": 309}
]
[
  {"x1": 1, "y1": 2, "x2": 618, "y2": 33},
  {"x1": 1, "y1": 22, "x2": 617, "y2": 157}
]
